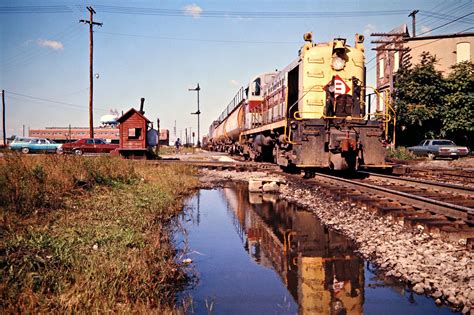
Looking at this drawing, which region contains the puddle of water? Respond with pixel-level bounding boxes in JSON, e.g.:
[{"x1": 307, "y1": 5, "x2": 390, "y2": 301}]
[{"x1": 178, "y1": 184, "x2": 457, "y2": 314}]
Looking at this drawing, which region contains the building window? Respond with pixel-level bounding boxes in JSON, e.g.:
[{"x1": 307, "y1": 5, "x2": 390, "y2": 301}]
[
  {"x1": 377, "y1": 93, "x2": 385, "y2": 112},
  {"x1": 128, "y1": 128, "x2": 142, "y2": 140},
  {"x1": 379, "y1": 58, "x2": 385, "y2": 78},
  {"x1": 456, "y1": 42, "x2": 470, "y2": 63},
  {"x1": 393, "y1": 51, "x2": 399, "y2": 72}
]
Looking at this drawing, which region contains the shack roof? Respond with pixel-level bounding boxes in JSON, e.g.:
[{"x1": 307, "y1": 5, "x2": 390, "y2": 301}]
[{"x1": 117, "y1": 108, "x2": 151, "y2": 123}]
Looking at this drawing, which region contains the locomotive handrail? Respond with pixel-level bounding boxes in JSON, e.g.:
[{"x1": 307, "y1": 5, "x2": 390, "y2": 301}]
[
  {"x1": 293, "y1": 111, "x2": 390, "y2": 122},
  {"x1": 217, "y1": 87, "x2": 246, "y2": 124},
  {"x1": 365, "y1": 85, "x2": 397, "y2": 145}
]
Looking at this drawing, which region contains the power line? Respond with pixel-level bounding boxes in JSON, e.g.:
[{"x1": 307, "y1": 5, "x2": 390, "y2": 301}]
[
  {"x1": 418, "y1": 12, "x2": 474, "y2": 36},
  {"x1": 418, "y1": 1, "x2": 473, "y2": 25},
  {"x1": 4, "y1": 90, "x2": 108, "y2": 111},
  {"x1": 421, "y1": 3, "x2": 474, "y2": 28},
  {"x1": 0, "y1": 5, "x2": 73, "y2": 14},
  {"x1": 0, "y1": 24, "x2": 83, "y2": 72},
  {"x1": 96, "y1": 30, "x2": 299, "y2": 45}
]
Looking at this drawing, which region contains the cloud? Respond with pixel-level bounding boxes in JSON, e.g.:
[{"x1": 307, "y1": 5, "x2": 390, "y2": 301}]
[
  {"x1": 364, "y1": 24, "x2": 376, "y2": 37},
  {"x1": 37, "y1": 39, "x2": 64, "y2": 50},
  {"x1": 420, "y1": 25, "x2": 431, "y2": 35},
  {"x1": 230, "y1": 79, "x2": 239, "y2": 86},
  {"x1": 183, "y1": 4, "x2": 202, "y2": 18}
]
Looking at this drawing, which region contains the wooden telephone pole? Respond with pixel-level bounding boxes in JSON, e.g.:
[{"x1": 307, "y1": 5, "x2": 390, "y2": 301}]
[
  {"x1": 2, "y1": 90, "x2": 5, "y2": 147},
  {"x1": 409, "y1": 10, "x2": 419, "y2": 37},
  {"x1": 80, "y1": 6, "x2": 102, "y2": 139}
]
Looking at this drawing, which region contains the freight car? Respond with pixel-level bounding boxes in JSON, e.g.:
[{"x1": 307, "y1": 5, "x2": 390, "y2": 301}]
[{"x1": 208, "y1": 33, "x2": 387, "y2": 176}]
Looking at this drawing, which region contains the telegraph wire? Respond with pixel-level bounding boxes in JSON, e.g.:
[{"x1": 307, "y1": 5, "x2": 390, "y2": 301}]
[
  {"x1": 418, "y1": 2, "x2": 474, "y2": 28},
  {"x1": 418, "y1": 12, "x2": 474, "y2": 36},
  {"x1": 4, "y1": 91, "x2": 108, "y2": 111},
  {"x1": 0, "y1": 4, "x2": 410, "y2": 18},
  {"x1": 0, "y1": 24, "x2": 83, "y2": 72},
  {"x1": 95, "y1": 30, "x2": 299, "y2": 45}
]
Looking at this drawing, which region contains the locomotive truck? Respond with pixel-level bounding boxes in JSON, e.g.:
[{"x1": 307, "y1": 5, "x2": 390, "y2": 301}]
[{"x1": 208, "y1": 32, "x2": 387, "y2": 176}]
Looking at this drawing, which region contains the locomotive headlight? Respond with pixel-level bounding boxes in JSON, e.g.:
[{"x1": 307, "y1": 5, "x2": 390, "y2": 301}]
[{"x1": 331, "y1": 56, "x2": 346, "y2": 70}]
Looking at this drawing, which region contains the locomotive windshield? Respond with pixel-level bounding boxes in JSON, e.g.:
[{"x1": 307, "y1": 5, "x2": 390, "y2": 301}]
[{"x1": 252, "y1": 78, "x2": 261, "y2": 96}]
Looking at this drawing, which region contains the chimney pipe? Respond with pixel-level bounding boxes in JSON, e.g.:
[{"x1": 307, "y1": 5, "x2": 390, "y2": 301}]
[{"x1": 140, "y1": 98, "x2": 145, "y2": 114}]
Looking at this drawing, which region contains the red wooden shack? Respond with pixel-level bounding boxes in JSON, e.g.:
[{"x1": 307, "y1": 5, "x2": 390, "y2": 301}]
[{"x1": 116, "y1": 99, "x2": 151, "y2": 159}]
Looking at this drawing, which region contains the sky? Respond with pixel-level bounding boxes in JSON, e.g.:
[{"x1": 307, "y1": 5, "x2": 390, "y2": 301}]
[{"x1": 1, "y1": 0, "x2": 473, "y2": 141}]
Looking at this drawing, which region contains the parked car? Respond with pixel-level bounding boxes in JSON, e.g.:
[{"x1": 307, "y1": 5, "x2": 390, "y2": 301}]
[
  {"x1": 407, "y1": 139, "x2": 470, "y2": 159},
  {"x1": 61, "y1": 138, "x2": 119, "y2": 155},
  {"x1": 9, "y1": 137, "x2": 62, "y2": 154}
]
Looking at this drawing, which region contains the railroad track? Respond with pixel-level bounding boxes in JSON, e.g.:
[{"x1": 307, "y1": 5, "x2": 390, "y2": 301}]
[
  {"x1": 402, "y1": 168, "x2": 474, "y2": 186},
  {"x1": 308, "y1": 171, "x2": 474, "y2": 245}
]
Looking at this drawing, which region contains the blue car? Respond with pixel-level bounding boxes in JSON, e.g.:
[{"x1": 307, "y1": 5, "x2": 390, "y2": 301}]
[{"x1": 9, "y1": 137, "x2": 63, "y2": 154}]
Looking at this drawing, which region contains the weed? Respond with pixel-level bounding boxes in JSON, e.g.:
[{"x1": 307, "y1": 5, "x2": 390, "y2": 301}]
[{"x1": 0, "y1": 156, "x2": 198, "y2": 312}]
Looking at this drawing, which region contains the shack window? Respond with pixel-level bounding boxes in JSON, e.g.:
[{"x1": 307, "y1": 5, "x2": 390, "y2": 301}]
[{"x1": 128, "y1": 128, "x2": 142, "y2": 140}]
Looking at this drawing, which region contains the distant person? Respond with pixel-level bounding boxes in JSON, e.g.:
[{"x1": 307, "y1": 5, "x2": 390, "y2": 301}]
[{"x1": 175, "y1": 138, "x2": 181, "y2": 154}]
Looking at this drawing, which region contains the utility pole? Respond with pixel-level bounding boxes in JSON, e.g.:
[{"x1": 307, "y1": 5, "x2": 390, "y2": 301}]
[
  {"x1": 189, "y1": 83, "x2": 201, "y2": 147},
  {"x1": 185, "y1": 128, "x2": 188, "y2": 146},
  {"x1": 80, "y1": 6, "x2": 102, "y2": 139},
  {"x1": 409, "y1": 10, "x2": 419, "y2": 37},
  {"x1": 156, "y1": 118, "x2": 160, "y2": 155},
  {"x1": 2, "y1": 90, "x2": 5, "y2": 147}
]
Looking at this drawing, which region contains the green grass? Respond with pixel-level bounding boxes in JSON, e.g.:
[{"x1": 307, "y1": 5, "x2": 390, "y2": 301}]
[
  {"x1": 0, "y1": 154, "x2": 198, "y2": 313},
  {"x1": 386, "y1": 147, "x2": 417, "y2": 160}
]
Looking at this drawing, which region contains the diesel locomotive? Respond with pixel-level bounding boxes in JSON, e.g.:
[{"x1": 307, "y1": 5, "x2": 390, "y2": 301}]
[{"x1": 208, "y1": 32, "x2": 387, "y2": 175}]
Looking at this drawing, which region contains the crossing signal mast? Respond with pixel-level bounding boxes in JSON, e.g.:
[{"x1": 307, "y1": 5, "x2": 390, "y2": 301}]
[{"x1": 80, "y1": 6, "x2": 102, "y2": 139}]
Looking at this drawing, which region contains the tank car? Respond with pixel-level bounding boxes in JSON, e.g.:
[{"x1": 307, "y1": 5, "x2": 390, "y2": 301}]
[
  {"x1": 208, "y1": 72, "x2": 276, "y2": 154},
  {"x1": 209, "y1": 32, "x2": 387, "y2": 174}
]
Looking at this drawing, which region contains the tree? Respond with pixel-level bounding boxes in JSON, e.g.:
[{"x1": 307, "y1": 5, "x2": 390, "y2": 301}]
[
  {"x1": 442, "y1": 61, "x2": 474, "y2": 148},
  {"x1": 393, "y1": 52, "x2": 446, "y2": 146}
]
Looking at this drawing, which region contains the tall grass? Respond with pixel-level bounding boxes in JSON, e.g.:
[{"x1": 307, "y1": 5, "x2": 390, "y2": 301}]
[
  {"x1": 0, "y1": 154, "x2": 198, "y2": 312},
  {"x1": 0, "y1": 154, "x2": 138, "y2": 214}
]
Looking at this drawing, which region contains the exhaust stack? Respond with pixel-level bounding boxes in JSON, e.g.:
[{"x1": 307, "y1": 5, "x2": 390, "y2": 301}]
[{"x1": 140, "y1": 98, "x2": 145, "y2": 114}]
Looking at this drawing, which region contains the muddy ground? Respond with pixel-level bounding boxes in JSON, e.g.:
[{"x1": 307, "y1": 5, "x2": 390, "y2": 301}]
[{"x1": 199, "y1": 169, "x2": 473, "y2": 314}]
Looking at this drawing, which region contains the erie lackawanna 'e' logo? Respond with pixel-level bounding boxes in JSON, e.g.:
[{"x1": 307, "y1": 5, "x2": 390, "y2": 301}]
[{"x1": 333, "y1": 75, "x2": 351, "y2": 97}]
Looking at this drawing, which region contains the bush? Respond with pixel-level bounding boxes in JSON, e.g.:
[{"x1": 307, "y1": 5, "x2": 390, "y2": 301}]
[{"x1": 386, "y1": 147, "x2": 417, "y2": 160}]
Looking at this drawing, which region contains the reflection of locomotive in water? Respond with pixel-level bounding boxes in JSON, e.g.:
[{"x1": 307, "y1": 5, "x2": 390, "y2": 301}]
[
  {"x1": 223, "y1": 186, "x2": 364, "y2": 314},
  {"x1": 207, "y1": 32, "x2": 386, "y2": 173}
]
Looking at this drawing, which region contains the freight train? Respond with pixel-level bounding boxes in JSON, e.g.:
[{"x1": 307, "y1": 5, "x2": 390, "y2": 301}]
[{"x1": 207, "y1": 32, "x2": 387, "y2": 176}]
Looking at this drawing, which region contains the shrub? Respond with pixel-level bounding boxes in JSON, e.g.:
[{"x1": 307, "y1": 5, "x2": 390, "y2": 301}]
[{"x1": 386, "y1": 147, "x2": 417, "y2": 160}]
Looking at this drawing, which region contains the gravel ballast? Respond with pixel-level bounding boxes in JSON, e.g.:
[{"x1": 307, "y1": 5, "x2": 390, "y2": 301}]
[{"x1": 199, "y1": 169, "x2": 473, "y2": 313}]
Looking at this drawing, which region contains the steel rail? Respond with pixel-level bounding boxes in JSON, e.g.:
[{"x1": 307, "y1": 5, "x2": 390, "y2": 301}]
[
  {"x1": 313, "y1": 172, "x2": 472, "y2": 221},
  {"x1": 358, "y1": 171, "x2": 474, "y2": 196}
]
